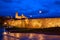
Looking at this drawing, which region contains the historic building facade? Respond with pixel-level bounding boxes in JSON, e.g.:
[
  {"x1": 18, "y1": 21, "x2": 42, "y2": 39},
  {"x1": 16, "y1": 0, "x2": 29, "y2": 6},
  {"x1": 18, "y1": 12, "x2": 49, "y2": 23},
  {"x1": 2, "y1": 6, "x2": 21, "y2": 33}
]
[{"x1": 3, "y1": 12, "x2": 60, "y2": 28}]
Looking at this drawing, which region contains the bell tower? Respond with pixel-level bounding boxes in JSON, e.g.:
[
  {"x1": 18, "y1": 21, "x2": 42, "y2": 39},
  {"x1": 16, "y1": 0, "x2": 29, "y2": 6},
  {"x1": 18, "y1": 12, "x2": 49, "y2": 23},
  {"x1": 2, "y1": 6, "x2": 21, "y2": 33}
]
[
  {"x1": 15, "y1": 12, "x2": 19, "y2": 18},
  {"x1": 15, "y1": 12, "x2": 27, "y2": 19}
]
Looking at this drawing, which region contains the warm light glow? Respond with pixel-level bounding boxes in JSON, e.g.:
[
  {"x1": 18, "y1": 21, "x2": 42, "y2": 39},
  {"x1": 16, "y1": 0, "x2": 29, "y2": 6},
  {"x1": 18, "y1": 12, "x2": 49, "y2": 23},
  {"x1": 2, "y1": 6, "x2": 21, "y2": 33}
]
[
  {"x1": 38, "y1": 34, "x2": 45, "y2": 40},
  {"x1": 15, "y1": 12, "x2": 27, "y2": 19},
  {"x1": 4, "y1": 18, "x2": 60, "y2": 28},
  {"x1": 3, "y1": 32, "x2": 7, "y2": 34},
  {"x1": 3, "y1": 12, "x2": 60, "y2": 28},
  {"x1": 3, "y1": 33, "x2": 60, "y2": 40},
  {"x1": 25, "y1": 19, "x2": 29, "y2": 24},
  {"x1": 3, "y1": 12, "x2": 60, "y2": 40},
  {"x1": 4, "y1": 22, "x2": 7, "y2": 25}
]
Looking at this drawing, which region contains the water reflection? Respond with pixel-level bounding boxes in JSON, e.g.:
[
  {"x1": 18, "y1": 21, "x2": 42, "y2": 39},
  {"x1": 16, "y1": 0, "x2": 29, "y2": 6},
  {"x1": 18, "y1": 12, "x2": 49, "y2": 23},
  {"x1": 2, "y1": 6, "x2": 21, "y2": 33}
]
[{"x1": 3, "y1": 32, "x2": 60, "y2": 40}]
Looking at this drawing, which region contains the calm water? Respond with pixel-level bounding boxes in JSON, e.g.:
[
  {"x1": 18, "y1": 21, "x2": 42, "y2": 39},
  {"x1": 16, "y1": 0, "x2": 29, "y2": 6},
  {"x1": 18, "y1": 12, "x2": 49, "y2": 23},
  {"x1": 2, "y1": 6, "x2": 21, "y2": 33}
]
[
  {"x1": 3, "y1": 32, "x2": 60, "y2": 40},
  {"x1": 0, "y1": 27, "x2": 60, "y2": 40}
]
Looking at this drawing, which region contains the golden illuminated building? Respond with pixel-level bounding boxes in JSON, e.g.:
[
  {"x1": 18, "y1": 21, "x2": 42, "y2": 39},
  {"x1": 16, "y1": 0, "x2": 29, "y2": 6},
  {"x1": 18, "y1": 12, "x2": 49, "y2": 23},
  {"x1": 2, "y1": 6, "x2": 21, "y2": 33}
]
[
  {"x1": 15, "y1": 12, "x2": 27, "y2": 19},
  {"x1": 4, "y1": 12, "x2": 60, "y2": 28}
]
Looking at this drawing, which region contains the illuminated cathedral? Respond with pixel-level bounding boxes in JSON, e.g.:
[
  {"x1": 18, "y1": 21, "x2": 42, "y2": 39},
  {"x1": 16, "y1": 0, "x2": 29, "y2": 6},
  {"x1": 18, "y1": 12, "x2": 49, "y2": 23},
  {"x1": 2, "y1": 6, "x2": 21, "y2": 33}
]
[
  {"x1": 15, "y1": 12, "x2": 27, "y2": 19},
  {"x1": 3, "y1": 12, "x2": 60, "y2": 28},
  {"x1": 3, "y1": 12, "x2": 60, "y2": 40}
]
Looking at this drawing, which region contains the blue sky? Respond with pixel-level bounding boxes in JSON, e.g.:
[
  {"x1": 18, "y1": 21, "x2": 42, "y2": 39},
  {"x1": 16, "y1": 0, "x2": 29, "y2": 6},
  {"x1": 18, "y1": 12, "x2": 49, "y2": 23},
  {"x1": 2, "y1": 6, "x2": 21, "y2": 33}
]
[{"x1": 0, "y1": 0, "x2": 60, "y2": 18}]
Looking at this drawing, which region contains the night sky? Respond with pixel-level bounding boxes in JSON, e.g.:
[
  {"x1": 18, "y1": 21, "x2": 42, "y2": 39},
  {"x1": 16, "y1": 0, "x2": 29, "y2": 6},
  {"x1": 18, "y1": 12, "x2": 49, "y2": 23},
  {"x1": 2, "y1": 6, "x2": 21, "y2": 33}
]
[{"x1": 0, "y1": 0, "x2": 60, "y2": 18}]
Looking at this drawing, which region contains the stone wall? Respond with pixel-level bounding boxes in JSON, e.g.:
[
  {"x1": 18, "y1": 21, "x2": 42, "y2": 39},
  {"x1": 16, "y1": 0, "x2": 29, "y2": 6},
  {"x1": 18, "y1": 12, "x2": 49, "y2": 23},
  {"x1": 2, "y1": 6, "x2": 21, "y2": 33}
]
[{"x1": 4, "y1": 18, "x2": 60, "y2": 28}]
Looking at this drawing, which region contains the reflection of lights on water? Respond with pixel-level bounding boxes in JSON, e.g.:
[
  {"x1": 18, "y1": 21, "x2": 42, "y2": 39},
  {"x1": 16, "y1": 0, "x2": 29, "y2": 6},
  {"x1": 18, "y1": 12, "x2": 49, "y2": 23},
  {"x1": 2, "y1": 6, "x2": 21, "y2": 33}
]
[
  {"x1": 39, "y1": 34, "x2": 45, "y2": 40},
  {"x1": 29, "y1": 34, "x2": 44, "y2": 40},
  {"x1": 4, "y1": 22, "x2": 7, "y2": 25},
  {"x1": 3, "y1": 33, "x2": 60, "y2": 40},
  {"x1": 3, "y1": 32, "x2": 7, "y2": 34},
  {"x1": 29, "y1": 34, "x2": 33, "y2": 39},
  {"x1": 3, "y1": 32, "x2": 45, "y2": 39}
]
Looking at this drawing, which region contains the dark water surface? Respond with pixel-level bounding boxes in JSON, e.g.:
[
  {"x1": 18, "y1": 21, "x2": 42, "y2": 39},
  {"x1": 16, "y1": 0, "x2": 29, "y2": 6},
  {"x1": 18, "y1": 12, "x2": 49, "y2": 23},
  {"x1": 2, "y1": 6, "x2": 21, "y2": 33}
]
[
  {"x1": 0, "y1": 26, "x2": 60, "y2": 40},
  {"x1": 3, "y1": 32, "x2": 60, "y2": 40}
]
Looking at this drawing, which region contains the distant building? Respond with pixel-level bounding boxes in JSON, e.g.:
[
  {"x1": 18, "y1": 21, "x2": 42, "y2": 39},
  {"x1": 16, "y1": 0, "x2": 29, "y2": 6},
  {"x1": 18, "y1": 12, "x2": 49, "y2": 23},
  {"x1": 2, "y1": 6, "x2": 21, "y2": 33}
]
[
  {"x1": 15, "y1": 12, "x2": 27, "y2": 19},
  {"x1": 3, "y1": 12, "x2": 60, "y2": 28}
]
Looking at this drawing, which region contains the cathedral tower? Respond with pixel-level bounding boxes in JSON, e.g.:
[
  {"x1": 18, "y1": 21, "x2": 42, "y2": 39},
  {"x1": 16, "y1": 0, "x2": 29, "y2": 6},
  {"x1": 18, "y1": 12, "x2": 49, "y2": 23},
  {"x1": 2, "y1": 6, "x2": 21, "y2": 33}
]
[{"x1": 15, "y1": 12, "x2": 27, "y2": 19}]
